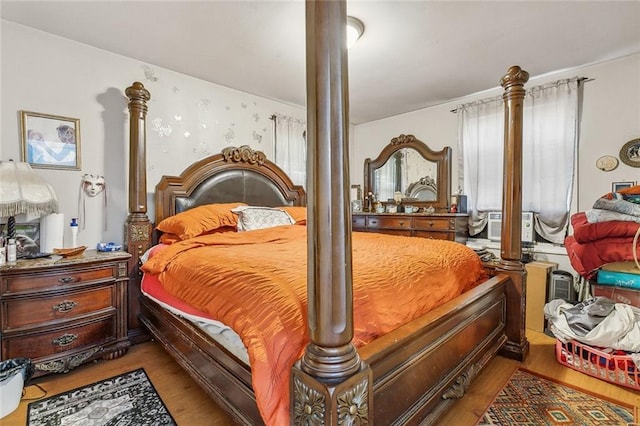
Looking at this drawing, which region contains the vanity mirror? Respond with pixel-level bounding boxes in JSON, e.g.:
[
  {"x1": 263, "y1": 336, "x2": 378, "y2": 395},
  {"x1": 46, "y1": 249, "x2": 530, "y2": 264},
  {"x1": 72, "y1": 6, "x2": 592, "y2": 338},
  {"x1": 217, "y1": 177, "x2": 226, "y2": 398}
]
[{"x1": 364, "y1": 134, "x2": 452, "y2": 210}]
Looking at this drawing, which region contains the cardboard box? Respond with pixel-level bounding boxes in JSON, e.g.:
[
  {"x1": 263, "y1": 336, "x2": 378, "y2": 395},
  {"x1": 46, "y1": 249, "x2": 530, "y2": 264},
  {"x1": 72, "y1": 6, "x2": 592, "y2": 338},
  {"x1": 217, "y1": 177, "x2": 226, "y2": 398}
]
[
  {"x1": 525, "y1": 261, "x2": 558, "y2": 332},
  {"x1": 592, "y1": 284, "x2": 640, "y2": 308}
]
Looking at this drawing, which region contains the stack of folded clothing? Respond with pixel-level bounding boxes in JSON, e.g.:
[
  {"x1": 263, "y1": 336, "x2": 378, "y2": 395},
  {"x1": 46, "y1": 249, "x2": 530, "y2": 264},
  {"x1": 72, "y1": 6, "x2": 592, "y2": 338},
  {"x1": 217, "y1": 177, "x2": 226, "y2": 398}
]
[{"x1": 565, "y1": 185, "x2": 640, "y2": 280}]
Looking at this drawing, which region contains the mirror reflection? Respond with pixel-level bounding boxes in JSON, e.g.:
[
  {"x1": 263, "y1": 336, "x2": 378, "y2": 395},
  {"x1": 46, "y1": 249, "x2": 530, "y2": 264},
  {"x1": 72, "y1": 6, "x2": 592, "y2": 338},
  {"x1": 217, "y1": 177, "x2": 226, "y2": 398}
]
[
  {"x1": 364, "y1": 134, "x2": 452, "y2": 210},
  {"x1": 372, "y1": 148, "x2": 438, "y2": 201}
]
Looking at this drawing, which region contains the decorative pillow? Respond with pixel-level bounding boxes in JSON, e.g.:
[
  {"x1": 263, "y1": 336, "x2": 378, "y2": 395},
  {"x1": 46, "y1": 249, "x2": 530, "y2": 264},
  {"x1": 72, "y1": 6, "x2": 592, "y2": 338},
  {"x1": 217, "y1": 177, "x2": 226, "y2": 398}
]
[
  {"x1": 232, "y1": 206, "x2": 295, "y2": 231},
  {"x1": 156, "y1": 202, "x2": 246, "y2": 240},
  {"x1": 278, "y1": 206, "x2": 307, "y2": 225},
  {"x1": 159, "y1": 233, "x2": 181, "y2": 245}
]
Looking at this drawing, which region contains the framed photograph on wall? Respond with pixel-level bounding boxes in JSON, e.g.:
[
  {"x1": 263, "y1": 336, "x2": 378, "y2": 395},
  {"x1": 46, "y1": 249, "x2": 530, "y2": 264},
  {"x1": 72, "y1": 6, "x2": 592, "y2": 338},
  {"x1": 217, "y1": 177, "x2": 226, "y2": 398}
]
[
  {"x1": 20, "y1": 110, "x2": 81, "y2": 170},
  {"x1": 611, "y1": 181, "x2": 636, "y2": 193}
]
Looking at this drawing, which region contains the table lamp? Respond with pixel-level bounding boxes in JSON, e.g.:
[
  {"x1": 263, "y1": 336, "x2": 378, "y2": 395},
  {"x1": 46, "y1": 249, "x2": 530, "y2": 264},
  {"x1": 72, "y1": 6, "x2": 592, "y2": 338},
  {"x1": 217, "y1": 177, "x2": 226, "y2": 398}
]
[{"x1": 0, "y1": 160, "x2": 58, "y2": 240}]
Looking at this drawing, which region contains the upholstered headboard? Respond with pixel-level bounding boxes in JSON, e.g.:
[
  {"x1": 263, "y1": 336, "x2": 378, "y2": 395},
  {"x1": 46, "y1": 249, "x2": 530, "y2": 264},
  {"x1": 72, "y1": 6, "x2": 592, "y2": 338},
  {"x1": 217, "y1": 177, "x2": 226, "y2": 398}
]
[{"x1": 154, "y1": 145, "x2": 306, "y2": 225}]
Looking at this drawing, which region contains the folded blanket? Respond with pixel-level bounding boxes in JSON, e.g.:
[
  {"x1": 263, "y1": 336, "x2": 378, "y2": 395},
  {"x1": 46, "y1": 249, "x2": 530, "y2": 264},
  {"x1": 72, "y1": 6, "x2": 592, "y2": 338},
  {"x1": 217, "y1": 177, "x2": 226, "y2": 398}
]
[
  {"x1": 572, "y1": 212, "x2": 640, "y2": 243},
  {"x1": 592, "y1": 198, "x2": 640, "y2": 218},
  {"x1": 600, "y1": 184, "x2": 640, "y2": 202},
  {"x1": 586, "y1": 208, "x2": 640, "y2": 224},
  {"x1": 565, "y1": 235, "x2": 639, "y2": 279}
]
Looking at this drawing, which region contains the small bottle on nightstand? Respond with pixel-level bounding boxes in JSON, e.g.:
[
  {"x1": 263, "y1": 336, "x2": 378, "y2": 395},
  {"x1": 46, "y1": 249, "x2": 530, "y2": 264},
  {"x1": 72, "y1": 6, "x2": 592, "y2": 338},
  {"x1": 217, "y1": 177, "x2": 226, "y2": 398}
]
[
  {"x1": 70, "y1": 218, "x2": 79, "y2": 247},
  {"x1": 7, "y1": 239, "x2": 17, "y2": 263}
]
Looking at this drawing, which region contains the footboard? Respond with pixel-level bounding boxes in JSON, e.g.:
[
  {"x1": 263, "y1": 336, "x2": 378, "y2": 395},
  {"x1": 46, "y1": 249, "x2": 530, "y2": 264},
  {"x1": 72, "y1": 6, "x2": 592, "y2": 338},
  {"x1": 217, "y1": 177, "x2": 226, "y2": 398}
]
[
  {"x1": 139, "y1": 297, "x2": 261, "y2": 425},
  {"x1": 360, "y1": 274, "x2": 508, "y2": 425},
  {"x1": 138, "y1": 273, "x2": 507, "y2": 425}
]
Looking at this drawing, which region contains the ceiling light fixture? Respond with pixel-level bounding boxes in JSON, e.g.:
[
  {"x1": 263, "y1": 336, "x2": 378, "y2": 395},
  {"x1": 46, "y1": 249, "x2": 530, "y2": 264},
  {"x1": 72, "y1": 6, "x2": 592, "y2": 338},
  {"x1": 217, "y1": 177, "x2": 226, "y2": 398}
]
[{"x1": 346, "y1": 16, "x2": 365, "y2": 49}]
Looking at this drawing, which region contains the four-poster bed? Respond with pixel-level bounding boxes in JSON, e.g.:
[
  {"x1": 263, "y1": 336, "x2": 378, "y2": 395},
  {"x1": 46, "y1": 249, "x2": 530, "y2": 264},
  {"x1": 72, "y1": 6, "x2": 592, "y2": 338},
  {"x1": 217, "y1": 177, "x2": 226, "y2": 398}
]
[{"x1": 123, "y1": 3, "x2": 529, "y2": 424}]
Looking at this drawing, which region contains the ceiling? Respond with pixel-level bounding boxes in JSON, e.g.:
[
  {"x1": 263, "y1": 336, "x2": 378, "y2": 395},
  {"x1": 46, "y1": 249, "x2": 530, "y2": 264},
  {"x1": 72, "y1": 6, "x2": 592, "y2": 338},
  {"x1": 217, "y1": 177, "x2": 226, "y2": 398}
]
[{"x1": 2, "y1": 1, "x2": 640, "y2": 124}]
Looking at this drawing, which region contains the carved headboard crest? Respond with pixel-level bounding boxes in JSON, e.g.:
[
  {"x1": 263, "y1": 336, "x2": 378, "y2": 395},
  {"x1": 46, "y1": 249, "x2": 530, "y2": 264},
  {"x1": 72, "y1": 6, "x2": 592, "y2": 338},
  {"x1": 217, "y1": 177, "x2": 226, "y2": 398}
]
[
  {"x1": 390, "y1": 134, "x2": 417, "y2": 146},
  {"x1": 222, "y1": 145, "x2": 267, "y2": 166}
]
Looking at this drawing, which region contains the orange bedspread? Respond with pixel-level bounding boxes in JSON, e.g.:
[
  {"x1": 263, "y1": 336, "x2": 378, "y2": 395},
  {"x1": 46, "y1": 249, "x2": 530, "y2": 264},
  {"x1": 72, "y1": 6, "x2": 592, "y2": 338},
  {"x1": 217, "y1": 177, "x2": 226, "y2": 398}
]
[{"x1": 142, "y1": 225, "x2": 485, "y2": 425}]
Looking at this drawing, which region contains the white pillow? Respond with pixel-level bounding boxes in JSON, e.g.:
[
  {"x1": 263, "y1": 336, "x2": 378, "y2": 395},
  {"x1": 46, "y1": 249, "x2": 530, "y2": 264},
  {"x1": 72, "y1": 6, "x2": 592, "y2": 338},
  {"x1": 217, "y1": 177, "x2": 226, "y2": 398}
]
[{"x1": 231, "y1": 206, "x2": 295, "y2": 231}]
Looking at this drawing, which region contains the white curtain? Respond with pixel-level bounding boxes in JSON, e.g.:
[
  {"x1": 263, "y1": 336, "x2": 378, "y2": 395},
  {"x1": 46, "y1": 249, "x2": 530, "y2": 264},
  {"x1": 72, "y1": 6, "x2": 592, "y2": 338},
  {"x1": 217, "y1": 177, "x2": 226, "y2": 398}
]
[
  {"x1": 458, "y1": 78, "x2": 581, "y2": 243},
  {"x1": 273, "y1": 114, "x2": 306, "y2": 187},
  {"x1": 522, "y1": 78, "x2": 580, "y2": 243},
  {"x1": 457, "y1": 95, "x2": 504, "y2": 235}
]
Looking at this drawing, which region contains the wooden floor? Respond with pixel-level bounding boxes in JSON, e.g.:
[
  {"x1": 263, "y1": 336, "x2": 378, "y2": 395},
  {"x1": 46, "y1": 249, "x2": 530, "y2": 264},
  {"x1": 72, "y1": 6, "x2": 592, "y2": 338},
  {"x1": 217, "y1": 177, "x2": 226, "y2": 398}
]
[{"x1": 4, "y1": 330, "x2": 638, "y2": 425}]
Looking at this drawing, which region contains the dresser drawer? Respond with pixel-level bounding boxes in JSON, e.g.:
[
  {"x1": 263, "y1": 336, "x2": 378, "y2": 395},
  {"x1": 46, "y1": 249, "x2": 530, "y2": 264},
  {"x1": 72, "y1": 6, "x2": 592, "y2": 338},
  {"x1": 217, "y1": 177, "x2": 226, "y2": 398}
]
[
  {"x1": 2, "y1": 265, "x2": 115, "y2": 294},
  {"x1": 2, "y1": 315, "x2": 116, "y2": 360},
  {"x1": 366, "y1": 216, "x2": 412, "y2": 229},
  {"x1": 352, "y1": 216, "x2": 366, "y2": 229},
  {"x1": 3, "y1": 286, "x2": 115, "y2": 331},
  {"x1": 414, "y1": 230, "x2": 453, "y2": 240},
  {"x1": 414, "y1": 217, "x2": 453, "y2": 231}
]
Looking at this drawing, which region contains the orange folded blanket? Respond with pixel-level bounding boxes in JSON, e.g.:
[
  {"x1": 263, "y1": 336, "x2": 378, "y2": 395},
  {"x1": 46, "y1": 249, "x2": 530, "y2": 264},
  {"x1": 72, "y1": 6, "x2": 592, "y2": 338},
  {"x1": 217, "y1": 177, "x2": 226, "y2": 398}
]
[{"x1": 142, "y1": 225, "x2": 485, "y2": 425}]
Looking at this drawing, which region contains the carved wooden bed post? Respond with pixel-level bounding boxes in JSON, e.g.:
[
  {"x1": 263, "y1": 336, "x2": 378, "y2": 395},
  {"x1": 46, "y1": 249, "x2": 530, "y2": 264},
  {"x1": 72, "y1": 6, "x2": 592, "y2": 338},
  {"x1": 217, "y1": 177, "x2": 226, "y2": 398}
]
[
  {"x1": 124, "y1": 82, "x2": 152, "y2": 344},
  {"x1": 291, "y1": 0, "x2": 373, "y2": 424},
  {"x1": 497, "y1": 66, "x2": 530, "y2": 361}
]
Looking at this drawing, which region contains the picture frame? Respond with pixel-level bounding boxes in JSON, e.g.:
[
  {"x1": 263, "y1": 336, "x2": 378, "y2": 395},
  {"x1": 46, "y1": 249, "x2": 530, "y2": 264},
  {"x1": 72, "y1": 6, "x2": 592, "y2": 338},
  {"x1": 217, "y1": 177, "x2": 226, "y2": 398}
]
[
  {"x1": 0, "y1": 222, "x2": 41, "y2": 256},
  {"x1": 611, "y1": 181, "x2": 636, "y2": 193},
  {"x1": 20, "y1": 110, "x2": 81, "y2": 170},
  {"x1": 619, "y1": 138, "x2": 640, "y2": 168}
]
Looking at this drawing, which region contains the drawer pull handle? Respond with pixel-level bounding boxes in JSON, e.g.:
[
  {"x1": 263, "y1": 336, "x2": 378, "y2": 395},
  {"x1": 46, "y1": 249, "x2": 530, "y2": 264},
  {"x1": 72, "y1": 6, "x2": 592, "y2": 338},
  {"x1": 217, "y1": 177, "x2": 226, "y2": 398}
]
[
  {"x1": 429, "y1": 221, "x2": 434, "y2": 227},
  {"x1": 370, "y1": 220, "x2": 377, "y2": 225},
  {"x1": 52, "y1": 300, "x2": 78, "y2": 313},
  {"x1": 399, "y1": 221, "x2": 404, "y2": 226},
  {"x1": 58, "y1": 277, "x2": 74, "y2": 284},
  {"x1": 52, "y1": 333, "x2": 78, "y2": 347}
]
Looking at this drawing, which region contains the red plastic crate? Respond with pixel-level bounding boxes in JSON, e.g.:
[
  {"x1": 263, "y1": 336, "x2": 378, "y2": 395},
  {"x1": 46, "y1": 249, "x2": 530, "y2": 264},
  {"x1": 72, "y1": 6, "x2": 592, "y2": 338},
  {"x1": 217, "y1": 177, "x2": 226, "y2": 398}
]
[{"x1": 555, "y1": 339, "x2": 639, "y2": 391}]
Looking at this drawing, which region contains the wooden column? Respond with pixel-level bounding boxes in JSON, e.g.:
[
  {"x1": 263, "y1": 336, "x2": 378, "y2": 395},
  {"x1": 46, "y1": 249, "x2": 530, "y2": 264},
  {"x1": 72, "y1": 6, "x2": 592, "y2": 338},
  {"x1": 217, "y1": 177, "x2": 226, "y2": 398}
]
[
  {"x1": 124, "y1": 82, "x2": 152, "y2": 345},
  {"x1": 291, "y1": 1, "x2": 372, "y2": 424},
  {"x1": 497, "y1": 66, "x2": 530, "y2": 361}
]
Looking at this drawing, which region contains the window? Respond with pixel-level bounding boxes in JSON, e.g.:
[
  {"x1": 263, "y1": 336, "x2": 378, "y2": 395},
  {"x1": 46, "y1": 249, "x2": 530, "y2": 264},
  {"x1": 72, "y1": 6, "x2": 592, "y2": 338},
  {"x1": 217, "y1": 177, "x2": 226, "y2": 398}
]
[
  {"x1": 458, "y1": 78, "x2": 582, "y2": 244},
  {"x1": 272, "y1": 114, "x2": 306, "y2": 187}
]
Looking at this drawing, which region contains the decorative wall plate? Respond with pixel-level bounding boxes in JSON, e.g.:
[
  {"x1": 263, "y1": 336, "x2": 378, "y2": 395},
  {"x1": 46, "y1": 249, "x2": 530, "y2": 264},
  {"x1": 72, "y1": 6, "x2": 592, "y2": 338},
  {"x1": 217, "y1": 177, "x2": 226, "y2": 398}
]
[
  {"x1": 595, "y1": 155, "x2": 618, "y2": 172},
  {"x1": 619, "y1": 138, "x2": 640, "y2": 168}
]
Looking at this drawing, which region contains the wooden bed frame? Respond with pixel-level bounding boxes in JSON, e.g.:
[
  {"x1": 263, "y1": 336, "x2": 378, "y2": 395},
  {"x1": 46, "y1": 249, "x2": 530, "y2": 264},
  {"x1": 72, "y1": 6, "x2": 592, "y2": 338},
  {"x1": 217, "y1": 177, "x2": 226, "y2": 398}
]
[{"x1": 123, "y1": 3, "x2": 529, "y2": 424}]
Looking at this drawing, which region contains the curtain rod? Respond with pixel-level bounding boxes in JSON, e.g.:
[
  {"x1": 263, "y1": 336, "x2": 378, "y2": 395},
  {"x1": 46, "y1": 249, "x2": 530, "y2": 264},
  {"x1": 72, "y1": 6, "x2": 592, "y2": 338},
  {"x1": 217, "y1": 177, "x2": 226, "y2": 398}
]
[{"x1": 449, "y1": 76, "x2": 593, "y2": 113}]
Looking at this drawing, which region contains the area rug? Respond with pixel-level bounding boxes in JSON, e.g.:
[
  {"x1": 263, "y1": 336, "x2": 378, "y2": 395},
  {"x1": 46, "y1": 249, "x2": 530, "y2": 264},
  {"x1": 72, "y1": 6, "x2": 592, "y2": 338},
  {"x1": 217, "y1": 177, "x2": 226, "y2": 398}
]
[
  {"x1": 26, "y1": 368, "x2": 176, "y2": 426},
  {"x1": 477, "y1": 368, "x2": 638, "y2": 425}
]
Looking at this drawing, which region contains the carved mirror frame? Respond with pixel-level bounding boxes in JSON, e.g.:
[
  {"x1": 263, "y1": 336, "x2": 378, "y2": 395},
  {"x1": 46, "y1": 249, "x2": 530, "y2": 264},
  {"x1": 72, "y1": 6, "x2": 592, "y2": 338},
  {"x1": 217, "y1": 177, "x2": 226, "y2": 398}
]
[{"x1": 363, "y1": 134, "x2": 452, "y2": 211}]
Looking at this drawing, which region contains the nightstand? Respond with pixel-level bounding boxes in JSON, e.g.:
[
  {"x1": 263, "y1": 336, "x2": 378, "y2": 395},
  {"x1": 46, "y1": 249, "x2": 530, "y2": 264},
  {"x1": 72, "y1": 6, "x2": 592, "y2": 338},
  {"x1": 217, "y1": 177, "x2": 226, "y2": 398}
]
[{"x1": 0, "y1": 250, "x2": 131, "y2": 377}]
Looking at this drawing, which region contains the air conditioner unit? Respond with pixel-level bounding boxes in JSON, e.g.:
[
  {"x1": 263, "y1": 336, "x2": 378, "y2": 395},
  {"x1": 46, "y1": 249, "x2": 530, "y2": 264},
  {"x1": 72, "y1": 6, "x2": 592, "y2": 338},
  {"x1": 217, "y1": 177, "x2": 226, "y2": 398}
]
[{"x1": 487, "y1": 211, "x2": 534, "y2": 243}]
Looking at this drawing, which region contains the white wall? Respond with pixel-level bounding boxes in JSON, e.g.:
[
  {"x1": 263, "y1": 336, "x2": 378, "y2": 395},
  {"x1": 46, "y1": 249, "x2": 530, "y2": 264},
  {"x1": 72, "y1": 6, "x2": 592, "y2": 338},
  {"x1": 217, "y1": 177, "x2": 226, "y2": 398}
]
[
  {"x1": 3, "y1": 20, "x2": 639, "y2": 275},
  {"x1": 1, "y1": 21, "x2": 305, "y2": 248},
  {"x1": 352, "y1": 53, "x2": 640, "y2": 276}
]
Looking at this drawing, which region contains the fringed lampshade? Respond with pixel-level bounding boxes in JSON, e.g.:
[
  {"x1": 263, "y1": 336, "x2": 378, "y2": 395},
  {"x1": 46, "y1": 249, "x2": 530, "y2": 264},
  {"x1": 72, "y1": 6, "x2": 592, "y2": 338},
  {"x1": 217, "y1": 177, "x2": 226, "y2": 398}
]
[{"x1": 0, "y1": 160, "x2": 58, "y2": 240}]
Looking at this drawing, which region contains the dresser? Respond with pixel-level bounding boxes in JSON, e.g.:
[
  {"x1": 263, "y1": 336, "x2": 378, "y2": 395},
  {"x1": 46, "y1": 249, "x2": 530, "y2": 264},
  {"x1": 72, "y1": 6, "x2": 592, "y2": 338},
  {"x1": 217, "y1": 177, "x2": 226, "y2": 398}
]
[
  {"x1": 352, "y1": 212, "x2": 469, "y2": 243},
  {"x1": 0, "y1": 250, "x2": 130, "y2": 377}
]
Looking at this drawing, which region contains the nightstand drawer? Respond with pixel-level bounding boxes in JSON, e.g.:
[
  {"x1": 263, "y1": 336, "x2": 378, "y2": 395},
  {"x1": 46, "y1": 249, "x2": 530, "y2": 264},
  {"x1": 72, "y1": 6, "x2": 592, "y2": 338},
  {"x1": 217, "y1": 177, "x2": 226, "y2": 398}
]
[
  {"x1": 366, "y1": 216, "x2": 411, "y2": 229},
  {"x1": 414, "y1": 217, "x2": 452, "y2": 231},
  {"x1": 2, "y1": 315, "x2": 116, "y2": 360},
  {"x1": 3, "y1": 265, "x2": 115, "y2": 294},
  {"x1": 3, "y1": 286, "x2": 115, "y2": 330}
]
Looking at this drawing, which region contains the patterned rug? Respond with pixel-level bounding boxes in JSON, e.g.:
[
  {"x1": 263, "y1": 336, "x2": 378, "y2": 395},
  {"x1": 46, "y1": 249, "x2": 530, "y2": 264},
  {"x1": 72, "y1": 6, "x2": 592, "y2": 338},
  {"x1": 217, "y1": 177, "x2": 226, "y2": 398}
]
[
  {"x1": 477, "y1": 368, "x2": 638, "y2": 425},
  {"x1": 27, "y1": 368, "x2": 176, "y2": 426}
]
